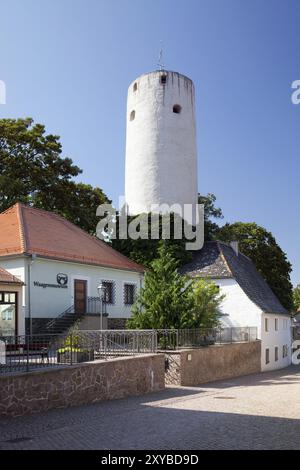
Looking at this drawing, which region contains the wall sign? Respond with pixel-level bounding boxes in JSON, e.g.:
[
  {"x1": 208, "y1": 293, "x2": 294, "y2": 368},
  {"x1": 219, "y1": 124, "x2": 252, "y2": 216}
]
[
  {"x1": 34, "y1": 273, "x2": 68, "y2": 289},
  {"x1": 57, "y1": 273, "x2": 68, "y2": 286}
]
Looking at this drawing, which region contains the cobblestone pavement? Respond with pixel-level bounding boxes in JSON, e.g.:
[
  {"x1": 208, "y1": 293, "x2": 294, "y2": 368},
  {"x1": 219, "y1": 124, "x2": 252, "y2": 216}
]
[{"x1": 1, "y1": 365, "x2": 300, "y2": 450}]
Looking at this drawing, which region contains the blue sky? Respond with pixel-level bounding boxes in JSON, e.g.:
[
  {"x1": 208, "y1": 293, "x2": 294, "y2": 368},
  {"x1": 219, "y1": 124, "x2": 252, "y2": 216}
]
[{"x1": 0, "y1": 0, "x2": 299, "y2": 284}]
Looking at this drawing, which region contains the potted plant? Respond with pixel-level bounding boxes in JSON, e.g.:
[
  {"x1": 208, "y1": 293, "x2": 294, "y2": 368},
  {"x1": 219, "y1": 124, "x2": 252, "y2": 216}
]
[{"x1": 57, "y1": 333, "x2": 94, "y2": 364}]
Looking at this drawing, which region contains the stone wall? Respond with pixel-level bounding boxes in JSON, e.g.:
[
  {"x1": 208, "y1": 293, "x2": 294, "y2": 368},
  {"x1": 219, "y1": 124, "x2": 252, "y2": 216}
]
[
  {"x1": 107, "y1": 318, "x2": 127, "y2": 329},
  {"x1": 78, "y1": 315, "x2": 108, "y2": 330},
  {"x1": 165, "y1": 341, "x2": 261, "y2": 386},
  {"x1": 0, "y1": 354, "x2": 165, "y2": 418}
]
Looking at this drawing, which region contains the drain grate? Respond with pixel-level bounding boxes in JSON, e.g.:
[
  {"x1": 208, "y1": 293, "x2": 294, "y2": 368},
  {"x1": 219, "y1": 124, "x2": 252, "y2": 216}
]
[
  {"x1": 214, "y1": 396, "x2": 236, "y2": 400},
  {"x1": 4, "y1": 437, "x2": 33, "y2": 444}
]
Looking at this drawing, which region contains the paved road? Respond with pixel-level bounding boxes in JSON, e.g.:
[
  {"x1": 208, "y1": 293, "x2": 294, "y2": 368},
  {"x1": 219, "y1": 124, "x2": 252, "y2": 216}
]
[{"x1": 1, "y1": 365, "x2": 300, "y2": 450}]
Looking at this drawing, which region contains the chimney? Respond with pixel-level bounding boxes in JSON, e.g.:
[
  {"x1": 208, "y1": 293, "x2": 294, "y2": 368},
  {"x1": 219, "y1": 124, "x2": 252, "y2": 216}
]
[{"x1": 230, "y1": 241, "x2": 239, "y2": 256}]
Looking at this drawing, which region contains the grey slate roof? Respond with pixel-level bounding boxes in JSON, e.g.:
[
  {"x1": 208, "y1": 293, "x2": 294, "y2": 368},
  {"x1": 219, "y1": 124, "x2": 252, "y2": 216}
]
[{"x1": 181, "y1": 241, "x2": 288, "y2": 315}]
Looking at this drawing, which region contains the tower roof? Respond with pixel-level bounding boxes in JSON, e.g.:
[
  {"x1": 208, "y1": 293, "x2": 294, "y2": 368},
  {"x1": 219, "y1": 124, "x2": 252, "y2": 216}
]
[{"x1": 0, "y1": 203, "x2": 144, "y2": 273}]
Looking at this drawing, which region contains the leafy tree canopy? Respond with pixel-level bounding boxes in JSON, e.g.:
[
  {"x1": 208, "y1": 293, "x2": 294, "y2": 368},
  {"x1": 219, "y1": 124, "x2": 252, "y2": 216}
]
[
  {"x1": 111, "y1": 212, "x2": 194, "y2": 268},
  {"x1": 0, "y1": 118, "x2": 110, "y2": 233},
  {"x1": 216, "y1": 222, "x2": 293, "y2": 310},
  {"x1": 181, "y1": 279, "x2": 225, "y2": 329},
  {"x1": 110, "y1": 193, "x2": 222, "y2": 268},
  {"x1": 198, "y1": 193, "x2": 223, "y2": 240},
  {"x1": 293, "y1": 285, "x2": 300, "y2": 312}
]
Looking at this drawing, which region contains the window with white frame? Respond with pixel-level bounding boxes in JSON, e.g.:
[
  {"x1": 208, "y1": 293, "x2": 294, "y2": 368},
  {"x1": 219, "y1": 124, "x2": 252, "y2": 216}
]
[
  {"x1": 265, "y1": 348, "x2": 270, "y2": 364},
  {"x1": 275, "y1": 318, "x2": 279, "y2": 331},
  {"x1": 265, "y1": 318, "x2": 269, "y2": 332},
  {"x1": 0, "y1": 292, "x2": 17, "y2": 336},
  {"x1": 275, "y1": 346, "x2": 279, "y2": 362}
]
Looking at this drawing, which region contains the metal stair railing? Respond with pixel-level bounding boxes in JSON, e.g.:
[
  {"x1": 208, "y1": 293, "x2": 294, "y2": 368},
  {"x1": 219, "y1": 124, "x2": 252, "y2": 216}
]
[{"x1": 45, "y1": 304, "x2": 76, "y2": 331}]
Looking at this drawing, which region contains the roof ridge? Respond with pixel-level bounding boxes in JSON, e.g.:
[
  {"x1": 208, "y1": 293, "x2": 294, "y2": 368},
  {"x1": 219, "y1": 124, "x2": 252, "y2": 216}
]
[
  {"x1": 216, "y1": 241, "x2": 233, "y2": 276},
  {"x1": 16, "y1": 203, "x2": 27, "y2": 253},
  {"x1": 0, "y1": 202, "x2": 22, "y2": 216},
  {"x1": 216, "y1": 239, "x2": 254, "y2": 263}
]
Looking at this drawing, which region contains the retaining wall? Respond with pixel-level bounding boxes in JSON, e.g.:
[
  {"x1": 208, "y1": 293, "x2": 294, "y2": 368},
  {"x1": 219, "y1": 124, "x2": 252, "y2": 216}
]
[
  {"x1": 0, "y1": 354, "x2": 165, "y2": 418},
  {"x1": 165, "y1": 341, "x2": 261, "y2": 386}
]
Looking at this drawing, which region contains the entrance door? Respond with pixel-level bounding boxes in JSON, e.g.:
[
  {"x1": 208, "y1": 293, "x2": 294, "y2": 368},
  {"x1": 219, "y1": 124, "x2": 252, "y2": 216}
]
[{"x1": 74, "y1": 280, "x2": 87, "y2": 315}]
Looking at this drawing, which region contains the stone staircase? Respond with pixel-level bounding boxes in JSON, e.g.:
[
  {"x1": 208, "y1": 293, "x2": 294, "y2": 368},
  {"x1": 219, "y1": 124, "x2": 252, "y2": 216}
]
[{"x1": 38, "y1": 297, "x2": 102, "y2": 336}]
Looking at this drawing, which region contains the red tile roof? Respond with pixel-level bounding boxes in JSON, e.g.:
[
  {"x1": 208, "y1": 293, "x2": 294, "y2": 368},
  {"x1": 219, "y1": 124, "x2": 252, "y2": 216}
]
[
  {"x1": 0, "y1": 267, "x2": 23, "y2": 285},
  {"x1": 0, "y1": 203, "x2": 144, "y2": 273}
]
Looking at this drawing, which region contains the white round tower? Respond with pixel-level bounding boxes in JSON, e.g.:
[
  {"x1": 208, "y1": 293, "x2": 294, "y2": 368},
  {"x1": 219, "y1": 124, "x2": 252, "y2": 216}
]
[{"x1": 124, "y1": 70, "x2": 198, "y2": 224}]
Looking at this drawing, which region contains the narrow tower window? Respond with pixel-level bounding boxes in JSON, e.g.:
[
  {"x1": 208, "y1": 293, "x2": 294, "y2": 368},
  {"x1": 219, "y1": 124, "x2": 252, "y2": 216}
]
[
  {"x1": 130, "y1": 110, "x2": 135, "y2": 121},
  {"x1": 160, "y1": 74, "x2": 167, "y2": 84},
  {"x1": 173, "y1": 104, "x2": 182, "y2": 114},
  {"x1": 133, "y1": 82, "x2": 138, "y2": 92}
]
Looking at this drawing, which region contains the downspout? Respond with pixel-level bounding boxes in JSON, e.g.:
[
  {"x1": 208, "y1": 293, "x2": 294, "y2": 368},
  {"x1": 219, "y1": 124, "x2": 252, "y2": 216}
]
[{"x1": 27, "y1": 253, "x2": 36, "y2": 335}]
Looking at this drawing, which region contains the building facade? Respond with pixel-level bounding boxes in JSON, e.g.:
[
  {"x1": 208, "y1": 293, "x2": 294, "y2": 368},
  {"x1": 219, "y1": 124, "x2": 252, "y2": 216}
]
[
  {"x1": 182, "y1": 241, "x2": 292, "y2": 371},
  {"x1": 0, "y1": 204, "x2": 144, "y2": 335}
]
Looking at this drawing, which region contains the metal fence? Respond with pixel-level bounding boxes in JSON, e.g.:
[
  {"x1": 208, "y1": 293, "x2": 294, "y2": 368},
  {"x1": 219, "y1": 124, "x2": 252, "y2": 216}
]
[
  {"x1": 157, "y1": 327, "x2": 258, "y2": 350},
  {"x1": 0, "y1": 327, "x2": 257, "y2": 374},
  {"x1": 0, "y1": 330, "x2": 157, "y2": 374}
]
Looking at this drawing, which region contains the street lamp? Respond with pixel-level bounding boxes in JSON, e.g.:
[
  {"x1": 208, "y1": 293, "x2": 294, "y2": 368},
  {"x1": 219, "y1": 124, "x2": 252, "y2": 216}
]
[{"x1": 97, "y1": 282, "x2": 105, "y2": 330}]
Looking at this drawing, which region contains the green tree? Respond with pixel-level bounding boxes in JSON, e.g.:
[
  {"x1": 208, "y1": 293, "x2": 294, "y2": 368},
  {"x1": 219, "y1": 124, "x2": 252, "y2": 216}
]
[
  {"x1": 293, "y1": 284, "x2": 300, "y2": 312},
  {"x1": 111, "y1": 212, "x2": 193, "y2": 268},
  {"x1": 127, "y1": 243, "x2": 193, "y2": 329},
  {"x1": 198, "y1": 193, "x2": 223, "y2": 240},
  {"x1": 127, "y1": 244, "x2": 224, "y2": 330},
  {"x1": 217, "y1": 222, "x2": 293, "y2": 310},
  {"x1": 110, "y1": 193, "x2": 222, "y2": 267},
  {"x1": 182, "y1": 279, "x2": 225, "y2": 329},
  {"x1": 0, "y1": 118, "x2": 110, "y2": 233},
  {"x1": 34, "y1": 181, "x2": 109, "y2": 235}
]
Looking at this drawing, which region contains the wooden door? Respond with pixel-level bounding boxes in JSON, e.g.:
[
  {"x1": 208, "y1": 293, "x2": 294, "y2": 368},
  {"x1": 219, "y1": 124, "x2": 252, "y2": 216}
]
[{"x1": 74, "y1": 280, "x2": 87, "y2": 315}]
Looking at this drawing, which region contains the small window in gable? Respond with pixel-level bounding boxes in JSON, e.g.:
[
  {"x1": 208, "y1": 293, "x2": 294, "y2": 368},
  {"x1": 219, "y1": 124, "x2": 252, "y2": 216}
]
[
  {"x1": 173, "y1": 104, "x2": 182, "y2": 114},
  {"x1": 130, "y1": 110, "x2": 135, "y2": 121},
  {"x1": 133, "y1": 82, "x2": 138, "y2": 92},
  {"x1": 160, "y1": 74, "x2": 167, "y2": 84}
]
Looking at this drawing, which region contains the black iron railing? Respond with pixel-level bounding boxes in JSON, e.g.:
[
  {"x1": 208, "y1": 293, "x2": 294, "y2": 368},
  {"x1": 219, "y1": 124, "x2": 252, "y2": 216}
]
[{"x1": 0, "y1": 327, "x2": 258, "y2": 374}]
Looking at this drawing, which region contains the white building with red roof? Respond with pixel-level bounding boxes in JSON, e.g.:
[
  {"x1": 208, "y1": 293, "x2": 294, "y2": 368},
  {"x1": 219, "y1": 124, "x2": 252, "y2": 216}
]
[{"x1": 0, "y1": 203, "x2": 144, "y2": 335}]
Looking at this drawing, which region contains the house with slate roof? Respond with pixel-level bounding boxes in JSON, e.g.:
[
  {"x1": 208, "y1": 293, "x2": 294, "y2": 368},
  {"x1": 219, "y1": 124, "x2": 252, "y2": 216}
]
[
  {"x1": 181, "y1": 241, "x2": 292, "y2": 371},
  {"x1": 0, "y1": 203, "x2": 144, "y2": 336}
]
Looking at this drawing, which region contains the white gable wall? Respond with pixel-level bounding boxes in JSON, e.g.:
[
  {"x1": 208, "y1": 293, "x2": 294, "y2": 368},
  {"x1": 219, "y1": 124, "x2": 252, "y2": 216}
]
[
  {"x1": 214, "y1": 278, "x2": 292, "y2": 371},
  {"x1": 214, "y1": 278, "x2": 262, "y2": 336}
]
